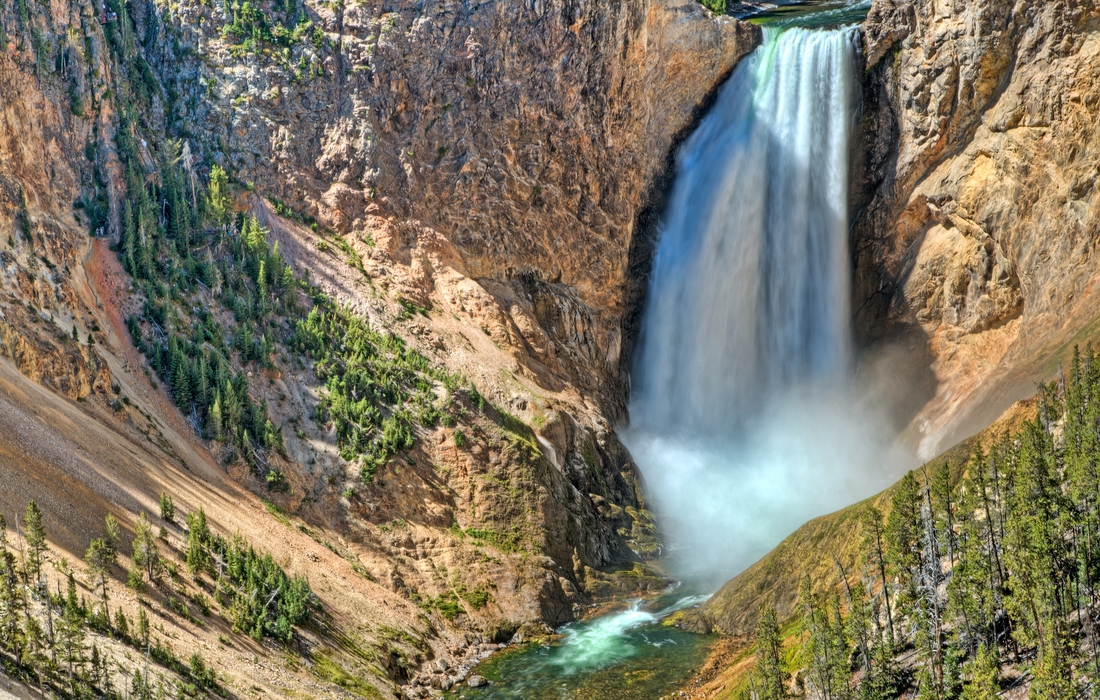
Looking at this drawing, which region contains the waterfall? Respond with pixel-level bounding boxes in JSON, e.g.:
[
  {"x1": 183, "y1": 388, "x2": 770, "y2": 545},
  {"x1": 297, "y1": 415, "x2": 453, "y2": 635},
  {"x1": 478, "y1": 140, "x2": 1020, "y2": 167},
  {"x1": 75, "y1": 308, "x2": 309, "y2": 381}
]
[
  {"x1": 631, "y1": 26, "x2": 858, "y2": 435},
  {"x1": 624, "y1": 26, "x2": 899, "y2": 582}
]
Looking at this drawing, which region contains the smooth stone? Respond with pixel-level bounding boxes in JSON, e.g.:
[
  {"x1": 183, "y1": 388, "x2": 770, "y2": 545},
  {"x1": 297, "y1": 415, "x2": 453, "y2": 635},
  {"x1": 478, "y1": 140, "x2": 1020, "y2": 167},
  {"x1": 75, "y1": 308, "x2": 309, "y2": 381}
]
[{"x1": 467, "y1": 675, "x2": 489, "y2": 688}]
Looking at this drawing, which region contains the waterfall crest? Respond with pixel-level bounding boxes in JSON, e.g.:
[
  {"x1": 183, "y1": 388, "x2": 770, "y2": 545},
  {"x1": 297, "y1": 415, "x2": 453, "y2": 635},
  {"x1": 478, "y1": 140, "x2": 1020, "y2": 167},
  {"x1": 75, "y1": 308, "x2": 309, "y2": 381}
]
[{"x1": 623, "y1": 26, "x2": 899, "y2": 582}]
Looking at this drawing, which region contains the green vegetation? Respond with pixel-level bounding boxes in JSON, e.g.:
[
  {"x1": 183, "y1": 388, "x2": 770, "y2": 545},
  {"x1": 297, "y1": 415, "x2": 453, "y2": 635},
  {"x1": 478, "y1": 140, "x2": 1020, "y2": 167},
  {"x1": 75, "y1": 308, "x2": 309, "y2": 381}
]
[
  {"x1": 313, "y1": 651, "x2": 385, "y2": 699},
  {"x1": 699, "y1": 0, "x2": 727, "y2": 14},
  {"x1": 159, "y1": 492, "x2": 175, "y2": 523},
  {"x1": 0, "y1": 501, "x2": 298, "y2": 698},
  {"x1": 742, "y1": 344, "x2": 1100, "y2": 699},
  {"x1": 110, "y1": 99, "x2": 474, "y2": 491},
  {"x1": 184, "y1": 506, "x2": 313, "y2": 643},
  {"x1": 293, "y1": 302, "x2": 463, "y2": 483},
  {"x1": 220, "y1": 0, "x2": 323, "y2": 69}
]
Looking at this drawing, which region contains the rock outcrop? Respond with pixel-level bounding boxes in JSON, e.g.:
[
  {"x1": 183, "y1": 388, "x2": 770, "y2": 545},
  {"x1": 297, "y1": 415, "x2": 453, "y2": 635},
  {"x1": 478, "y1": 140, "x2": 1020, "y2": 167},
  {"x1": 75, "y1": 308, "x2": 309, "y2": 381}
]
[{"x1": 853, "y1": 0, "x2": 1100, "y2": 457}]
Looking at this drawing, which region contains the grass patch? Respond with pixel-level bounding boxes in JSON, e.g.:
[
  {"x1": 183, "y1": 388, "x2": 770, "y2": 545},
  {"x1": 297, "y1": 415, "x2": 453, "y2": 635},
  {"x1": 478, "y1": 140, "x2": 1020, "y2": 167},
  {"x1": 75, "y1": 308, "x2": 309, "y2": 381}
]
[
  {"x1": 261, "y1": 498, "x2": 292, "y2": 527},
  {"x1": 312, "y1": 652, "x2": 385, "y2": 699}
]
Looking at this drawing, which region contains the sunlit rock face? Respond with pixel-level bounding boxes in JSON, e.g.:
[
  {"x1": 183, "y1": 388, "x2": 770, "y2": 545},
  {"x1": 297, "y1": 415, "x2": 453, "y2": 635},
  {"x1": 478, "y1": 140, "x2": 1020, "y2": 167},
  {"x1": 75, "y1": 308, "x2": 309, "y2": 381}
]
[
  {"x1": 148, "y1": 0, "x2": 760, "y2": 409},
  {"x1": 853, "y1": 0, "x2": 1100, "y2": 458}
]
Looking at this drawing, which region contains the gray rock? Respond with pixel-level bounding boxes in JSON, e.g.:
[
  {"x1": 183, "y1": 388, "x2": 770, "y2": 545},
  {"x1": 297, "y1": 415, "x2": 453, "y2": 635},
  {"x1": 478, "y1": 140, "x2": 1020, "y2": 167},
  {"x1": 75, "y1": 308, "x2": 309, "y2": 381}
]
[{"x1": 467, "y1": 675, "x2": 489, "y2": 688}]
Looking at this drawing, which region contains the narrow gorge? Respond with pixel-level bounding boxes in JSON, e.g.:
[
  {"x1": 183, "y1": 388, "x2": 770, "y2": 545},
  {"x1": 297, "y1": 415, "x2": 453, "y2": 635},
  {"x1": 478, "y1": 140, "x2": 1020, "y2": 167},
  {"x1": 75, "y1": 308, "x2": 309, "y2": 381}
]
[{"x1": 0, "y1": 0, "x2": 1099, "y2": 698}]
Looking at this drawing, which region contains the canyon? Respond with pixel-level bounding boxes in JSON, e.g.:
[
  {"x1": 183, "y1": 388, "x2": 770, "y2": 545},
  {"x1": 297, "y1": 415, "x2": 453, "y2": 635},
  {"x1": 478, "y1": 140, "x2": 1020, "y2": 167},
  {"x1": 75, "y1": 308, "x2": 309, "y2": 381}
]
[{"x1": 1, "y1": 0, "x2": 1099, "y2": 696}]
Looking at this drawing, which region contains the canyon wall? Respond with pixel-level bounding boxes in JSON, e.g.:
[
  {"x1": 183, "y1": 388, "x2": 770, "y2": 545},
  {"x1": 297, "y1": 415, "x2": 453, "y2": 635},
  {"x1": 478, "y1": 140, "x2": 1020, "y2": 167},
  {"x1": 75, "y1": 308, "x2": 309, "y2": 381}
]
[
  {"x1": 145, "y1": 0, "x2": 759, "y2": 410},
  {"x1": 853, "y1": 0, "x2": 1100, "y2": 458}
]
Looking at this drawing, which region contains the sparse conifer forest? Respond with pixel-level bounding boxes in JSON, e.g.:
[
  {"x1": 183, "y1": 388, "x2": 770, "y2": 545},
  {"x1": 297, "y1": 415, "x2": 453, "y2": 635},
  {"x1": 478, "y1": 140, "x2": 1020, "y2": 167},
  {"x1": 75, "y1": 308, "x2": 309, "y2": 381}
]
[
  {"x1": 742, "y1": 346, "x2": 1100, "y2": 700},
  {"x1": 0, "y1": 499, "x2": 314, "y2": 698}
]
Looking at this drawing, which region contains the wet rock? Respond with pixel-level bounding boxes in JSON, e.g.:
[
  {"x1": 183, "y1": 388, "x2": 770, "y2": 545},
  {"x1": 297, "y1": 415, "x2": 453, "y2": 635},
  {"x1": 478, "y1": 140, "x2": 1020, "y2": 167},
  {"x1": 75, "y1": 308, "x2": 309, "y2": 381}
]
[{"x1": 467, "y1": 675, "x2": 489, "y2": 688}]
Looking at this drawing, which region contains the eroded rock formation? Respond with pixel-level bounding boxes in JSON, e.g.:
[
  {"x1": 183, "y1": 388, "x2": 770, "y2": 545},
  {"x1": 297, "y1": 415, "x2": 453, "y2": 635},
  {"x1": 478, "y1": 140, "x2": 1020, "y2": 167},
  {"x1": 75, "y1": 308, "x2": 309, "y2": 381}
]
[{"x1": 854, "y1": 0, "x2": 1100, "y2": 457}]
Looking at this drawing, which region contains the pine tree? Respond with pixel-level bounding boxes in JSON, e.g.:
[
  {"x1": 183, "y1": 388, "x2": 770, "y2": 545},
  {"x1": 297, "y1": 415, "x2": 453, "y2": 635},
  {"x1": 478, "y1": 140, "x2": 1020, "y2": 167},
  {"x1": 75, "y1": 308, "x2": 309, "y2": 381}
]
[
  {"x1": 194, "y1": 354, "x2": 210, "y2": 408},
  {"x1": 84, "y1": 537, "x2": 113, "y2": 617},
  {"x1": 860, "y1": 506, "x2": 894, "y2": 645},
  {"x1": 753, "y1": 606, "x2": 786, "y2": 700},
  {"x1": 1003, "y1": 419, "x2": 1074, "y2": 698},
  {"x1": 104, "y1": 512, "x2": 121, "y2": 562},
  {"x1": 223, "y1": 379, "x2": 241, "y2": 431},
  {"x1": 0, "y1": 549, "x2": 22, "y2": 657},
  {"x1": 886, "y1": 471, "x2": 923, "y2": 627},
  {"x1": 114, "y1": 608, "x2": 129, "y2": 639},
  {"x1": 137, "y1": 606, "x2": 150, "y2": 648},
  {"x1": 961, "y1": 644, "x2": 999, "y2": 700},
  {"x1": 172, "y1": 357, "x2": 192, "y2": 410},
  {"x1": 210, "y1": 392, "x2": 224, "y2": 439},
  {"x1": 800, "y1": 578, "x2": 849, "y2": 700},
  {"x1": 185, "y1": 507, "x2": 211, "y2": 574},
  {"x1": 931, "y1": 462, "x2": 956, "y2": 565},
  {"x1": 57, "y1": 572, "x2": 86, "y2": 691},
  {"x1": 131, "y1": 512, "x2": 161, "y2": 587},
  {"x1": 208, "y1": 165, "x2": 232, "y2": 223},
  {"x1": 159, "y1": 493, "x2": 174, "y2": 524},
  {"x1": 23, "y1": 501, "x2": 47, "y2": 586}
]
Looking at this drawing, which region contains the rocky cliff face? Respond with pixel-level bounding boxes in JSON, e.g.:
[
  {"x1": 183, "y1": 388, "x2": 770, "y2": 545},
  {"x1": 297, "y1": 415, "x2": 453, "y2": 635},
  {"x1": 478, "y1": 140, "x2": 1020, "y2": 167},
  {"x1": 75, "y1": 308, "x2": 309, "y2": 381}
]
[
  {"x1": 853, "y1": 0, "x2": 1100, "y2": 458},
  {"x1": 145, "y1": 0, "x2": 758, "y2": 408},
  {"x1": 0, "y1": 0, "x2": 758, "y2": 695}
]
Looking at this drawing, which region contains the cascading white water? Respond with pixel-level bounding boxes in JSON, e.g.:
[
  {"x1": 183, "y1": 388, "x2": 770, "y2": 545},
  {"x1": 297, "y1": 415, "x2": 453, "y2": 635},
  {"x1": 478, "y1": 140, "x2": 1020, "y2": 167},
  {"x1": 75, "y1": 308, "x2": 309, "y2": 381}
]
[
  {"x1": 631, "y1": 26, "x2": 856, "y2": 434},
  {"x1": 624, "y1": 25, "x2": 901, "y2": 582}
]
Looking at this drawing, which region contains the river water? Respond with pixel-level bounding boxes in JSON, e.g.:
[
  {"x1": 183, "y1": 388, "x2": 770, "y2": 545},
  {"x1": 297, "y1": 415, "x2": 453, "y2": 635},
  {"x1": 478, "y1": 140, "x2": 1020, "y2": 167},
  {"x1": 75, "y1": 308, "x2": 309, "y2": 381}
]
[{"x1": 448, "y1": 590, "x2": 712, "y2": 700}]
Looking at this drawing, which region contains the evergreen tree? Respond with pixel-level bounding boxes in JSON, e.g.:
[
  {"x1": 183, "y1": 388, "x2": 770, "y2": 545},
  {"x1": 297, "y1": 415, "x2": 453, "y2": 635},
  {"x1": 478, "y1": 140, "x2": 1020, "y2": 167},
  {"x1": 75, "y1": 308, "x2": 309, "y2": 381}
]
[
  {"x1": 961, "y1": 644, "x2": 999, "y2": 700},
  {"x1": 84, "y1": 537, "x2": 113, "y2": 617},
  {"x1": 886, "y1": 471, "x2": 923, "y2": 625},
  {"x1": 185, "y1": 507, "x2": 211, "y2": 574},
  {"x1": 104, "y1": 512, "x2": 121, "y2": 562},
  {"x1": 57, "y1": 572, "x2": 86, "y2": 690},
  {"x1": 800, "y1": 577, "x2": 849, "y2": 700},
  {"x1": 860, "y1": 506, "x2": 894, "y2": 645},
  {"x1": 210, "y1": 392, "x2": 224, "y2": 439},
  {"x1": 114, "y1": 608, "x2": 129, "y2": 639},
  {"x1": 1002, "y1": 419, "x2": 1074, "y2": 698},
  {"x1": 931, "y1": 462, "x2": 956, "y2": 565},
  {"x1": 194, "y1": 354, "x2": 210, "y2": 408},
  {"x1": 159, "y1": 493, "x2": 174, "y2": 524},
  {"x1": 23, "y1": 501, "x2": 47, "y2": 586},
  {"x1": 208, "y1": 164, "x2": 232, "y2": 223},
  {"x1": 130, "y1": 512, "x2": 161, "y2": 587},
  {"x1": 0, "y1": 548, "x2": 22, "y2": 658},
  {"x1": 172, "y1": 354, "x2": 192, "y2": 410},
  {"x1": 753, "y1": 606, "x2": 786, "y2": 700},
  {"x1": 137, "y1": 606, "x2": 150, "y2": 648}
]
